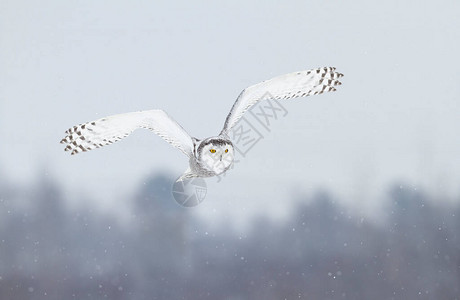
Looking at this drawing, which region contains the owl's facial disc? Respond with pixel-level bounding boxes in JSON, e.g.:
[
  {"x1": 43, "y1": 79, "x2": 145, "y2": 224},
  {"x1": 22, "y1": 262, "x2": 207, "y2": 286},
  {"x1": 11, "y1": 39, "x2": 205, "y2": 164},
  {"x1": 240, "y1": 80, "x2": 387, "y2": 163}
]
[{"x1": 198, "y1": 138, "x2": 234, "y2": 175}]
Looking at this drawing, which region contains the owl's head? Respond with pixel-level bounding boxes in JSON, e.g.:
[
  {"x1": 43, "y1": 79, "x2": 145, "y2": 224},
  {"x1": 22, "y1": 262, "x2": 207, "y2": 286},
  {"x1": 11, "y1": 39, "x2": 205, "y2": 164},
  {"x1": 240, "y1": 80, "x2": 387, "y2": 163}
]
[{"x1": 197, "y1": 137, "x2": 234, "y2": 175}]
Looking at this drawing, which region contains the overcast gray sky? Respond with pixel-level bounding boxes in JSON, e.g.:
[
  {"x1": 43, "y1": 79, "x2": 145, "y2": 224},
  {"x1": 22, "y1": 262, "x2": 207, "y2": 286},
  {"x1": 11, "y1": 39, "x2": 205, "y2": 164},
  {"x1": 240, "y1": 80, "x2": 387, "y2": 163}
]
[{"x1": 1, "y1": 0, "x2": 459, "y2": 222}]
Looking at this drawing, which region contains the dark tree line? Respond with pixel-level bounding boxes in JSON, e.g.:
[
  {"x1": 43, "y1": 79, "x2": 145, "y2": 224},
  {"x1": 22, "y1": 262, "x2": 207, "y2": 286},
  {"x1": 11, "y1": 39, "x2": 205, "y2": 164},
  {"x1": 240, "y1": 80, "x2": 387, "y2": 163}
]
[{"x1": 0, "y1": 173, "x2": 459, "y2": 300}]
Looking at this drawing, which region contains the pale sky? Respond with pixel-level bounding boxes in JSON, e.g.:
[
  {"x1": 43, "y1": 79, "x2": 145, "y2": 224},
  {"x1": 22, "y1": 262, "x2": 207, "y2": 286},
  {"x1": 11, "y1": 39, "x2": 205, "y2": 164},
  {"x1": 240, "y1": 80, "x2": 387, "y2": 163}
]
[{"x1": 1, "y1": 0, "x2": 459, "y2": 222}]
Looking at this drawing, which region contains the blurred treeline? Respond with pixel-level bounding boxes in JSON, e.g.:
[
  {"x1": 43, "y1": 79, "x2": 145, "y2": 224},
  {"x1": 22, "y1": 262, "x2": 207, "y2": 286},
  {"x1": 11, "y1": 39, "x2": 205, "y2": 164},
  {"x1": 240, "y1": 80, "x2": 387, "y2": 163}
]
[{"x1": 0, "y1": 173, "x2": 459, "y2": 300}]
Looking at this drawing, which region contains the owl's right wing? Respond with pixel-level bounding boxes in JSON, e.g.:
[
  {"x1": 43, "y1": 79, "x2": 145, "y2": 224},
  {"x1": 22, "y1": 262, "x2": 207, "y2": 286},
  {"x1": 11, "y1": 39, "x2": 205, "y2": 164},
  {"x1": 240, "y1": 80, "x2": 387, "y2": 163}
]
[
  {"x1": 60, "y1": 110, "x2": 194, "y2": 157},
  {"x1": 220, "y1": 67, "x2": 343, "y2": 136}
]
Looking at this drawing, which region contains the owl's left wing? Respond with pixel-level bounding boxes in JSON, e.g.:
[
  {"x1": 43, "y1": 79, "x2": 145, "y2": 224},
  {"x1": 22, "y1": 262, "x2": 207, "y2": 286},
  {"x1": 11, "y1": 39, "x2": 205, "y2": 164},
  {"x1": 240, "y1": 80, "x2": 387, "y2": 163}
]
[
  {"x1": 60, "y1": 110, "x2": 194, "y2": 157},
  {"x1": 220, "y1": 67, "x2": 343, "y2": 136}
]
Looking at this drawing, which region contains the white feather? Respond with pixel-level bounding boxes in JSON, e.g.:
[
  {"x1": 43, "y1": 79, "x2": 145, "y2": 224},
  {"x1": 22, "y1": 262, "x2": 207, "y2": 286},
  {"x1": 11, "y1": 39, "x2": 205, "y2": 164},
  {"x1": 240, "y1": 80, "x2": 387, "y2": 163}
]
[
  {"x1": 60, "y1": 110, "x2": 194, "y2": 157},
  {"x1": 220, "y1": 67, "x2": 343, "y2": 135}
]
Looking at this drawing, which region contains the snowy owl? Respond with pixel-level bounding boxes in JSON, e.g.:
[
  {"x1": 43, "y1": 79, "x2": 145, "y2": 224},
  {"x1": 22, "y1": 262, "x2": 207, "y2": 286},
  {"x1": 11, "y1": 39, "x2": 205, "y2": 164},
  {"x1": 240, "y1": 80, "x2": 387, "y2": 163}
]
[{"x1": 60, "y1": 67, "x2": 343, "y2": 181}]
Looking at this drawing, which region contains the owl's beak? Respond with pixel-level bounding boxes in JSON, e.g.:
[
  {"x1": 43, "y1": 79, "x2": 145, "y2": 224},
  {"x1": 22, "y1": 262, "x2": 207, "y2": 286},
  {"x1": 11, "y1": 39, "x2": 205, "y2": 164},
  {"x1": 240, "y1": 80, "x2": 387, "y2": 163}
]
[{"x1": 219, "y1": 154, "x2": 223, "y2": 161}]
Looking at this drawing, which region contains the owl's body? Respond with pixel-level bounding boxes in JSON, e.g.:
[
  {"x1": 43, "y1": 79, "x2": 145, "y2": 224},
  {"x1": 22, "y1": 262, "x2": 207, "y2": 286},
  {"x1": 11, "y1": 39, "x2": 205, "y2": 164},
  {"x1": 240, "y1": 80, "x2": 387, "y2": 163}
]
[
  {"x1": 183, "y1": 137, "x2": 234, "y2": 180},
  {"x1": 60, "y1": 67, "x2": 343, "y2": 181}
]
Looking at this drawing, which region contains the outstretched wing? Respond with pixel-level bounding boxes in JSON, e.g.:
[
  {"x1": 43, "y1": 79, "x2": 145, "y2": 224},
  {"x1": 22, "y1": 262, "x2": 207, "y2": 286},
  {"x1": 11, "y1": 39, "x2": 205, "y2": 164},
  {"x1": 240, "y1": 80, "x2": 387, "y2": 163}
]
[
  {"x1": 220, "y1": 67, "x2": 343, "y2": 135},
  {"x1": 60, "y1": 110, "x2": 194, "y2": 157}
]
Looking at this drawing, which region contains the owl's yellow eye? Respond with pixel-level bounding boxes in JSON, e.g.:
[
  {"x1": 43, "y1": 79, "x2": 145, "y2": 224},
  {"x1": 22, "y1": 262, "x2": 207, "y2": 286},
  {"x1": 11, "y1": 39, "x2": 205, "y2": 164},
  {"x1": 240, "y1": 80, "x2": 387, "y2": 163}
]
[
  {"x1": 225, "y1": 149, "x2": 228, "y2": 153},
  {"x1": 210, "y1": 149, "x2": 216, "y2": 153}
]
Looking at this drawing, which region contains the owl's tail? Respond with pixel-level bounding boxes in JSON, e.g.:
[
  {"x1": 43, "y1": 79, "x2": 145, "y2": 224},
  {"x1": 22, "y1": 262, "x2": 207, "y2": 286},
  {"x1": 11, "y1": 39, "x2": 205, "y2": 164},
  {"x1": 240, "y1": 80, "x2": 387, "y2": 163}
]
[{"x1": 176, "y1": 168, "x2": 199, "y2": 182}]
